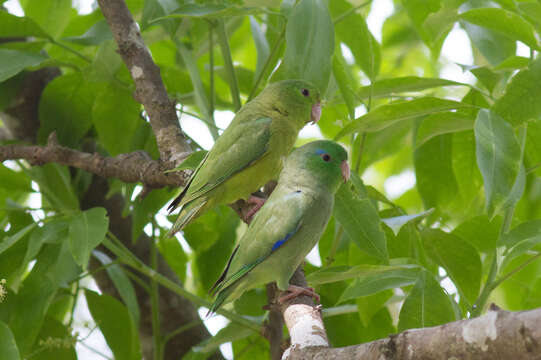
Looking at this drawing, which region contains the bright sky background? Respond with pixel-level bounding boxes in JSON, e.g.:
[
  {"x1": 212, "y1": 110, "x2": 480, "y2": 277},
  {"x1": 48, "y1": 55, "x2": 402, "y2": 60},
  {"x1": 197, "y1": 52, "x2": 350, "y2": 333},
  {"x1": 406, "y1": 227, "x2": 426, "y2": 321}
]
[{"x1": 2, "y1": 0, "x2": 532, "y2": 358}]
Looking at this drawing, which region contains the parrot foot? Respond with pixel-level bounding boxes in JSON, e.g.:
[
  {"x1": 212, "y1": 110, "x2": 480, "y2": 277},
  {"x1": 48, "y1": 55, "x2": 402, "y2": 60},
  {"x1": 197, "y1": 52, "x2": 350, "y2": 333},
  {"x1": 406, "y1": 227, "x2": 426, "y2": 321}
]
[
  {"x1": 244, "y1": 195, "x2": 266, "y2": 221},
  {"x1": 278, "y1": 285, "x2": 320, "y2": 304}
]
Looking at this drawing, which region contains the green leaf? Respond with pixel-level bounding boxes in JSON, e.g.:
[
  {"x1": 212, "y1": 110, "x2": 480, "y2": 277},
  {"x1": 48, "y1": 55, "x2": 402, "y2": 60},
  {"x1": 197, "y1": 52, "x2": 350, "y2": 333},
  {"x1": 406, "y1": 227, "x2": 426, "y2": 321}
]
[
  {"x1": 414, "y1": 134, "x2": 458, "y2": 211},
  {"x1": 277, "y1": 0, "x2": 334, "y2": 92},
  {"x1": 85, "y1": 290, "x2": 141, "y2": 360},
  {"x1": 93, "y1": 251, "x2": 140, "y2": 326},
  {"x1": 29, "y1": 164, "x2": 79, "y2": 211},
  {"x1": 62, "y1": 20, "x2": 113, "y2": 46},
  {"x1": 192, "y1": 322, "x2": 254, "y2": 354},
  {"x1": 416, "y1": 112, "x2": 475, "y2": 148},
  {"x1": 470, "y1": 66, "x2": 502, "y2": 93},
  {"x1": 167, "y1": 150, "x2": 208, "y2": 172},
  {"x1": 187, "y1": 206, "x2": 239, "y2": 292},
  {"x1": 474, "y1": 109, "x2": 523, "y2": 218},
  {"x1": 336, "y1": 265, "x2": 422, "y2": 303},
  {"x1": 0, "y1": 49, "x2": 48, "y2": 82},
  {"x1": 381, "y1": 209, "x2": 433, "y2": 236},
  {"x1": 452, "y1": 215, "x2": 501, "y2": 253},
  {"x1": 452, "y1": 130, "x2": 484, "y2": 212},
  {"x1": 355, "y1": 290, "x2": 393, "y2": 327},
  {"x1": 334, "y1": 183, "x2": 388, "y2": 262},
  {"x1": 0, "y1": 164, "x2": 31, "y2": 193},
  {"x1": 397, "y1": 270, "x2": 456, "y2": 331},
  {"x1": 331, "y1": 0, "x2": 380, "y2": 80},
  {"x1": 68, "y1": 208, "x2": 109, "y2": 268},
  {"x1": 156, "y1": 232, "x2": 188, "y2": 283},
  {"x1": 461, "y1": 15, "x2": 516, "y2": 65},
  {"x1": 422, "y1": 229, "x2": 482, "y2": 304},
  {"x1": 132, "y1": 188, "x2": 171, "y2": 241},
  {"x1": 335, "y1": 97, "x2": 473, "y2": 139},
  {"x1": 38, "y1": 73, "x2": 97, "y2": 148},
  {"x1": 11, "y1": 220, "x2": 69, "y2": 291},
  {"x1": 0, "y1": 11, "x2": 50, "y2": 38},
  {"x1": 92, "y1": 84, "x2": 141, "y2": 155},
  {"x1": 306, "y1": 264, "x2": 420, "y2": 285},
  {"x1": 358, "y1": 77, "x2": 466, "y2": 99},
  {"x1": 460, "y1": 8, "x2": 539, "y2": 50},
  {"x1": 493, "y1": 57, "x2": 541, "y2": 127},
  {"x1": 9, "y1": 241, "x2": 79, "y2": 354},
  {"x1": 163, "y1": 3, "x2": 259, "y2": 18},
  {"x1": 0, "y1": 224, "x2": 36, "y2": 256},
  {"x1": 332, "y1": 43, "x2": 358, "y2": 119},
  {"x1": 494, "y1": 56, "x2": 530, "y2": 72},
  {"x1": 35, "y1": 317, "x2": 77, "y2": 360},
  {"x1": 21, "y1": 0, "x2": 72, "y2": 39},
  {"x1": 249, "y1": 16, "x2": 270, "y2": 84},
  {"x1": 141, "y1": 0, "x2": 180, "y2": 35},
  {"x1": 0, "y1": 321, "x2": 20, "y2": 360}
]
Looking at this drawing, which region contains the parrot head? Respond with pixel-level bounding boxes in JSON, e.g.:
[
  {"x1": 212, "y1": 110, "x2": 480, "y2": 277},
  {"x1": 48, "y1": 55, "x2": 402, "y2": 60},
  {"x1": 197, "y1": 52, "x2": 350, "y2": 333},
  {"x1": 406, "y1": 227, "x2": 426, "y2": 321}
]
[
  {"x1": 283, "y1": 140, "x2": 349, "y2": 192},
  {"x1": 263, "y1": 79, "x2": 322, "y2": 125}
]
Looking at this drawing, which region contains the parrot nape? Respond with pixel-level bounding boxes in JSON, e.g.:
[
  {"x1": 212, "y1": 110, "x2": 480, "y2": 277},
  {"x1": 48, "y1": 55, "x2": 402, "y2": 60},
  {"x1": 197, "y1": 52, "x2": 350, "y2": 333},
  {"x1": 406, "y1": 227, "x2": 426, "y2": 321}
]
[
  {"x1": 208, "y1": 140, "x2": 350, "y2": 314},
  {"x1": 168, "y1": 79, "x2": 322, "y2": 236}
]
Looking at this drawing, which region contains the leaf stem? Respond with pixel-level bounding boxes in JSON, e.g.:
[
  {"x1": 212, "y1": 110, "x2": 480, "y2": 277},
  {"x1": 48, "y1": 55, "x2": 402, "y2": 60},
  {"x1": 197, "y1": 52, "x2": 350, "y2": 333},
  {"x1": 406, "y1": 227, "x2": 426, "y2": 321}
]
[
  {"x1": 326, "y1": 224, "x2": 344, "y2": 266},
  {"x1": 50, "y1": 39, "x2": 92, "y2": 63},
  {"x1": 150, "y1": 221, "x2": 162, "y2": 360},
  {"x1": 471, "y1": 206, "x2": 514, "y2": 317},
  {"x1": 492, "y1": 252, "x2": 541, "y2": 290},
  {"x1": 333, "y1": 0, "x2": 372, "y2": 24},
  {"x1": 209, "y1": 22, "x2": 215, "y2": 124},
  {"x1": 248, "y1": 26, "x2": 286, "y2": 101},
  {"x1": 102, "y1": 235, "x2": 261, "y2": 331},
  {"x1": 216, "y1": 19, "x2": 241, "y2": 111}
]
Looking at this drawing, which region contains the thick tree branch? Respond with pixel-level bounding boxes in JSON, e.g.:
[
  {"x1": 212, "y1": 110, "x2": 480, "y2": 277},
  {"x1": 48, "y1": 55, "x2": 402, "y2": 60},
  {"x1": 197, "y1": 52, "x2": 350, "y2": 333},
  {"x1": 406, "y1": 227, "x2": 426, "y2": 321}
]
[
  {"x1": 97, "y1": 0, "x2": 191, "y2": 165},
  {"x1": 285, "y1": 307, "x2": 541, "y2": 360},
  {"x1": 0, "y1": 132, "x2": 189, "y2": 189},
  {"x1": 280, "y1": 268, "x2": 329, "y2": 359}
]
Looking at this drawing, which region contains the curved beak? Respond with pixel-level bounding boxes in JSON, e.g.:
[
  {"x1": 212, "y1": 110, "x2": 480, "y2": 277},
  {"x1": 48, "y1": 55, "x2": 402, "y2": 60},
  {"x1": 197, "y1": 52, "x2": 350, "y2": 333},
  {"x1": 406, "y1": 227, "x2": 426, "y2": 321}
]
[
  {"x1": 341, "y1": 160, "x2": 350, "y2": 183},
  {"x1": 311, "y1": 102, "x2": 321, "y2": 124}
]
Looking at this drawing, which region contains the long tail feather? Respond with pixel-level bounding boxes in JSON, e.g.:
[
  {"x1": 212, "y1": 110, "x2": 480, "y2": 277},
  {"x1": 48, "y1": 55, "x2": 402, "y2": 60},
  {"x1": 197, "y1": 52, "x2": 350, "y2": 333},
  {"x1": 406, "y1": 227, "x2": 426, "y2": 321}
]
[{"x1": 168, "y1": 198, "x2": 206, "y2": 236}]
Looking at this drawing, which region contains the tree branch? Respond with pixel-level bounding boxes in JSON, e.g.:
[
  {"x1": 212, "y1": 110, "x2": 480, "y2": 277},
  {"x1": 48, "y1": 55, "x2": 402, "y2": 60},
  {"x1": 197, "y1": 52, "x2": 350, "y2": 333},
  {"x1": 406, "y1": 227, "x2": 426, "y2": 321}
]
[
  {"x1": 0, "y1": 132, "x2": 189, "y2": 189},
  {"x1": 285, "y1": 307, "x2": 541, "y2": 360},
  {"x1": 97, "y1": 0, "x2": 191, "y2": 165},
  {"x1": 280, "y1": 267, "x2": 329, "y2": 359}
]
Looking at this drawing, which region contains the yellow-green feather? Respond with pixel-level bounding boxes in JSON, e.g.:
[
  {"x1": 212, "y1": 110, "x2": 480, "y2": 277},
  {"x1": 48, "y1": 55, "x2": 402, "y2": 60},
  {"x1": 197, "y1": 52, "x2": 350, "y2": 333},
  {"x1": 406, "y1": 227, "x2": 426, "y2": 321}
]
[{"x1": 169, "y1": 80, "x2": 320, "y2": 234}]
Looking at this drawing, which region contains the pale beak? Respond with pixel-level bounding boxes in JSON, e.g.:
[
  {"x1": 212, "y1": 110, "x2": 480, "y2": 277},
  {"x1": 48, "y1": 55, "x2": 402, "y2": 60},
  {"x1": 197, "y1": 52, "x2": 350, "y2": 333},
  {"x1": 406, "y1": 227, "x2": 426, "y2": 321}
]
[
  {"x1": 311, "y1": 102, "x2": 321, "y2": 124},
  {"x1": 341, "y1": 160, "x2": 350, "y2": 183}
]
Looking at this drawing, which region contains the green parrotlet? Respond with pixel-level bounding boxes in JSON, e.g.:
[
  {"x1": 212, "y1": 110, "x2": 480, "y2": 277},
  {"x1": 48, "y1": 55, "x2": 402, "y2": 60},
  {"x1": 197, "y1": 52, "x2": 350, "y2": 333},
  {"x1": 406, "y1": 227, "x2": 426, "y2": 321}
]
[
  {"x1": 168, "y1": 80, "x2": 322, "y2": 235},
  {"x1": 208, "y1": 140, "x2": 350, "y2": 314}
]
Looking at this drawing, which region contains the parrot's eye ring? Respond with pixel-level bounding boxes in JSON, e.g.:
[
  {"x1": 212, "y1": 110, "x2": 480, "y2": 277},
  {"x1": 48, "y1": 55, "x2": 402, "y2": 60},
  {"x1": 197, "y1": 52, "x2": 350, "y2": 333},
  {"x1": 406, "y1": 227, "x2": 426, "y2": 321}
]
[
  {"x1": 301, "y1": 88, "x2": 310, "y2": 97},
  {"x1": 321, "y1": 153, "x2": 331, "y2": 162}
]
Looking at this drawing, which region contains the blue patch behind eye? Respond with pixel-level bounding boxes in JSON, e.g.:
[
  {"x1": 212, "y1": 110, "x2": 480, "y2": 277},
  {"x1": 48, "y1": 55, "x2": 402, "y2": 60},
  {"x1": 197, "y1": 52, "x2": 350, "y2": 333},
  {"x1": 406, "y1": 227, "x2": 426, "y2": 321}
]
[
  {"x1": 315, "y1": 149, "x2": 326, "y2": 155},
  {"x1": 271, "y1": 232, "x2": 294, "y2": 251}
]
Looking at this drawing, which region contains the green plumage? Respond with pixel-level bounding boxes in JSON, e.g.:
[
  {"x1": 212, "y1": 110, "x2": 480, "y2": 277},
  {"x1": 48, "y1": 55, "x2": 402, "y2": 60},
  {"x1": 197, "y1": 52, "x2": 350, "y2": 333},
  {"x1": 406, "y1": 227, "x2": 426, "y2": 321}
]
[
  {"x1": 209, "y1": 140, "x2": 348, "y2": 314},
  {"x1": 168, "y1": 80, "x2": 321, "y2": 235}
]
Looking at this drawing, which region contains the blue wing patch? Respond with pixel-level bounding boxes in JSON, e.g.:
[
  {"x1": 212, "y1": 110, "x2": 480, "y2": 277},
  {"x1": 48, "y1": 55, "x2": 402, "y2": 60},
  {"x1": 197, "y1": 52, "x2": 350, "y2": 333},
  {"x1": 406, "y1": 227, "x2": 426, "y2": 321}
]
[{"x1": 271, "y1": 232, "x2": 294, "y2": 251}]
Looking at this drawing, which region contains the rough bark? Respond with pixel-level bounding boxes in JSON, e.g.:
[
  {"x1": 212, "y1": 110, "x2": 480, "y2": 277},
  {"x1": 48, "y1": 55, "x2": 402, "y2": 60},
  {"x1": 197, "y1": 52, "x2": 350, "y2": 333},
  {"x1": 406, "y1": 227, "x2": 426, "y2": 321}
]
[
  {"x1": 0, "y1": 132, "x2": 188, "y2": 189},
  {"x1": 285, "y1": 307, "x2": 541, "y2": 360},
  {"x1": 97, "y1": 0, "x2": 191, "y2": 165}
]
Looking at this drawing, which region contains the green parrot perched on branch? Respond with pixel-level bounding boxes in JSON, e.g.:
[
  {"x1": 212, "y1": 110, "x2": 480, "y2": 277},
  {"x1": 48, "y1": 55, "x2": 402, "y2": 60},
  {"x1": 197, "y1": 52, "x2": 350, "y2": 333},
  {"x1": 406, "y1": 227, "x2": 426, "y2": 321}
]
[
  {"x1": 168, "y1": 80, "x2": 322, "y2": 235},
  {"x1": 208, "y1": 140, "x2": 350, "y2": 314}
]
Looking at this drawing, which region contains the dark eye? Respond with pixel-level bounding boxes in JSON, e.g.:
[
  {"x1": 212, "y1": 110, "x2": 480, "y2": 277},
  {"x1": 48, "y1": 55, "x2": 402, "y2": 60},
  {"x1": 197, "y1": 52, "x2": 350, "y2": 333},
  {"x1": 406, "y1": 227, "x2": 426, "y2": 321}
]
[
  {"x1": 321, "y1": 153, "x2": 331, "y2": 162},
  {"x1": 301, "y1": 88, "x2": 310, "y2": 97}
]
